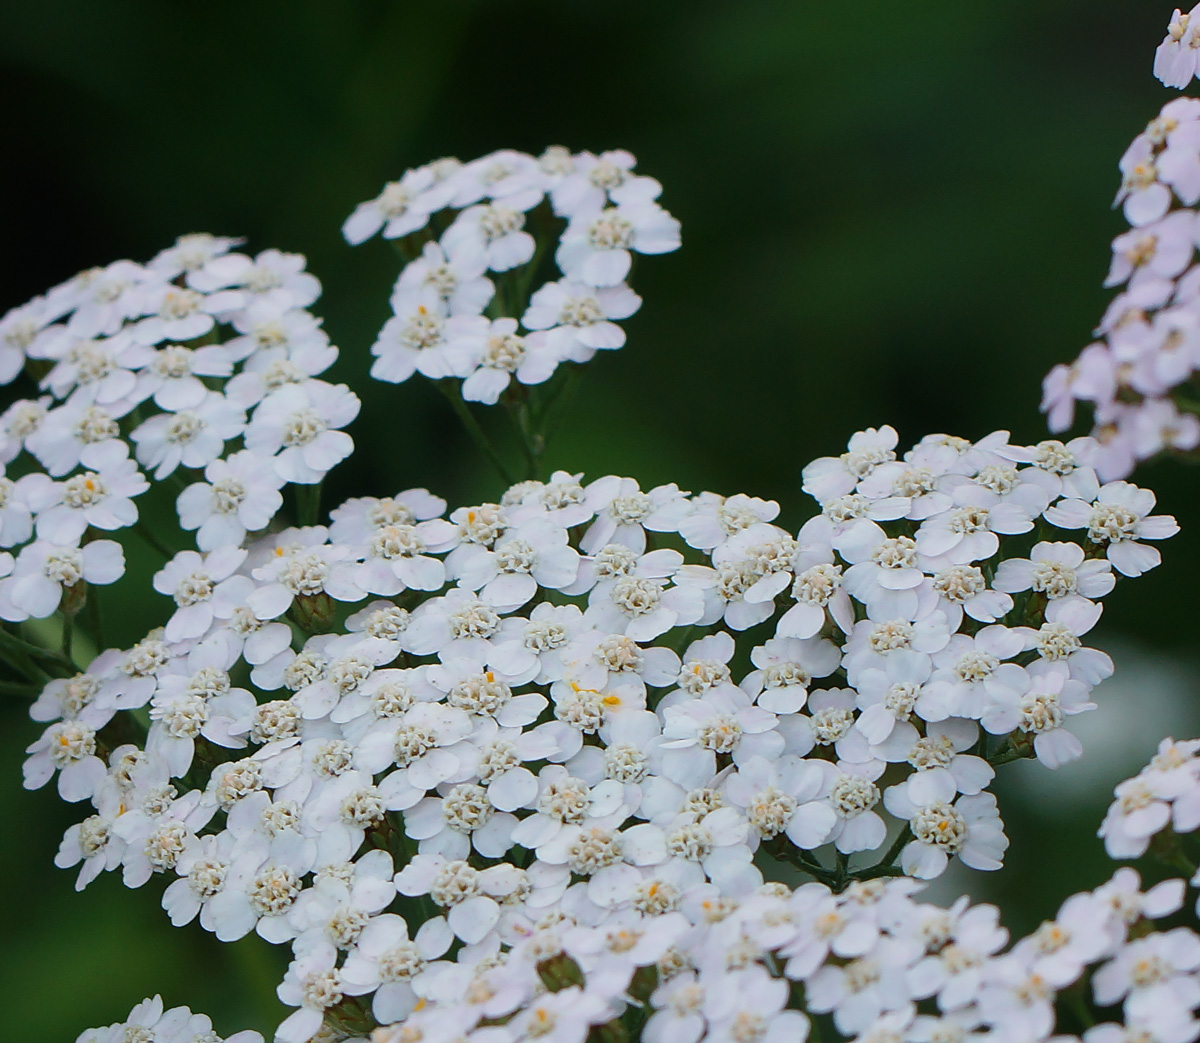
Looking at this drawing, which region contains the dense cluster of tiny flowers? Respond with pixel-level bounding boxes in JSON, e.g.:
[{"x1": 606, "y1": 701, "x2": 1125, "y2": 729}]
[
  {"x1": 342, "y1": 147, "x2": 679, "y2": 403},
  {"x1": 1101, "y1": 736, "x2": 1200, "y2": 861},
  {"x1": 371, "y1": 867, "x2": 1197, "y2": 1043},
  {"x1": 0, "y1": 230, "x2": 359, "y2": 627},
  {"x1": 75, "y1": 995, "x2": 262, "y2": 1043},
  {"x1": 17, "y1": 413, "x2": 1175, "y2": 1041},
  {"x1": 1042, "y1": 27, "x2": 1200, "y2": 478},
  {"x1": 7, "y1": 46, "x2": 1198, "y2": 1038}
]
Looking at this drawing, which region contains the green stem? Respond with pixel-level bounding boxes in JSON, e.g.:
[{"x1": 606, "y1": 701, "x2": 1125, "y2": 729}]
[
  {"x1": 227, "y1": 934, "x2": 287, "y2": 1035},
  {"x1": 797, "y1": 853, "x2": 836, "y2": 887},
  {"x1": 504, "y1": 394, "x2": 543, "y2": 480},
  {"x1": 296, "y1": 482, "x2": 323, "y2": 527},
  {"x1": 987, "y1": 733, "x2": 1035, "y2": 767},
  {"x1": 1066, "y1": 980, "x2": 1096, "y2": 1030},
  {"x1": 1149, "y1": 830, "x2": 1198, "y2": 877},
  {"x1": 510, "y1": 233, "x2": 550, "y2": 317},
  {"x1": 853, "y1": 826, "x2": 912, "y2": 882},
  {"x1": 87, "y1": 586, "x2": 104, "y2": 651},
  {"x1": 0, "y1": 644, "x2": 48, "y2": 685},
  {"x1": 0, "y1": 679, "x2": 41, "y2": 697},
  {"x1": 61, "y1": 615, "x2": 74, "y2": 663},
  {"x1": 832, "y1": 849, "x2": 851, "y2": 891},
  {"x1": 767, "y1": 838, "x2": 836, "y2": 886},
  {"x1": 540, "y1": 364, "x2": 585, "y2": 448},
  {"x1": 434, "y1": 379, "x2": 516, "y2": 486},
  {"x1": 0, "y1": 626, "x2": 73, "y2": 666},
  {"x1": 135, "y1": 521, "x2": 176, "y2": 560},
  {"x1": 167, "y1": 470, "x2": 192, "y2": 497}
]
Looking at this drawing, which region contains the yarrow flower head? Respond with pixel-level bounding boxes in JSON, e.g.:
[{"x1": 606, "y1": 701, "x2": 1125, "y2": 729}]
[{"x1": 3, "y1": 81, "x2": 1196, "y2": 1043}]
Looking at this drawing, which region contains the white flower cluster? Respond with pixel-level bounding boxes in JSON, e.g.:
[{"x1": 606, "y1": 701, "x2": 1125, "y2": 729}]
[
  {"x1": 0, "y1": 232, "x2": 360, "y2": 623},
  {"x1": 1043, "y1": 35, "x2": 1200, "y2": 478},
  {"x1": 21, "y1": 418, "x2": 1175, "y2": 1042},
  {"x1": 1157, "y1": 7, "x2": 1200, "y2": 89},
  {"x1": 3, "y1": 81, "x2": 1189, "y2": 1037},
  {"x1": 373, "y1": 867, "x2": 1197, "y2": 1043},
  {"x1": 343, "y1": 148, "x2": 680, "y2": 403},
  {"x1": 1101, "y1": 736, "x2": 1200, "y2": 865},
  {"x1": 75, "y1": 994, "x2": 262, "y2": 1043}
]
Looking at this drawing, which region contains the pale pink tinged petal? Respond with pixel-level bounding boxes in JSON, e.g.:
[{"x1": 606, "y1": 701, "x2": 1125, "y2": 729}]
[
  {"x1": 1124, "y1": 184, "x2": 1173, "y2": 227},
  {"x1": 1155, "y1": 41, "x2": 1196, "y2": 89}
]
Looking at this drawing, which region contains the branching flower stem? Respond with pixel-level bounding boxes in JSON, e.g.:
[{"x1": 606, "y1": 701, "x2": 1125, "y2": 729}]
[{"x1": 435, "y1": 379, "x2": 516, "y2": 485}]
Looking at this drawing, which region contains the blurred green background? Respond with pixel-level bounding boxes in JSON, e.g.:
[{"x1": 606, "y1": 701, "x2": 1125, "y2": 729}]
[{"x1": 4, "y1": 0, "x2": 1200, "y2": 1037}]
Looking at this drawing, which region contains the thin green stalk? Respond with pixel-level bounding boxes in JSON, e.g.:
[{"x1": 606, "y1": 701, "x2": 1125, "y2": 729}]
[
  {"x1": 135, "y1": 520, "x2": 176, "y2": 560},
  {"x1": 510, "y1": 234, "x2": 550, "y2": 316},
  {"x1": 434, "y1": 379, "x2": 516, "y2": 485},
  {"x1": 832, "y1": 849, "x2": 851, "y2": 891},
  {"x1": 0, "y1": 643, "x2": 49, "y2": 685},
  {"x1": 504, "y1": 396, "x2": 542, "y2": 480},
  {"x1": 61, "y1": 615, "x2": 74, "y2": 663},
  {"x1": 540, "y1": 364, "x2": 585, "y2": 447},
  {"x1": 0, "y1": 626, "x2": 73, "y2": 666},
  {"x1": 795, "y1": 851, "x2": 836, "y2": 887},
  {"x1": 228, "y1": 934, "x2": 287, "y2": 1035},
  {"x1": 988, "y1": 735, "x2": 1035, "y2": 767},
  {"x1": 853, "y1": 826, "x2": 912, "y2": 882},
  {"x1": 0, "y1": 678, "x2": 41, "y2": 697},
  {"x1": 87, "y1": 586, "x2": 104, "y2": 650},
  {"x1": 296, "y1": 482, "x2": 323, "y2": 527},
  {"x1": 1066, "y1": 980, "x2": 1096, "y2": 1030},
  {"x1": 1149, "y1": 830, "x2": 1198, "y2": 877},
  {"x1": 167, "y1": 470, "x2": 191, "y2": 497}
]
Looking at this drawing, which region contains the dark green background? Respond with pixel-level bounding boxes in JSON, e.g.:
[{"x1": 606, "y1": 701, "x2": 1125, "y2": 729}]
[{"x1": 3, "y1": 2, "x2": 1199, "y2": 1037}]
